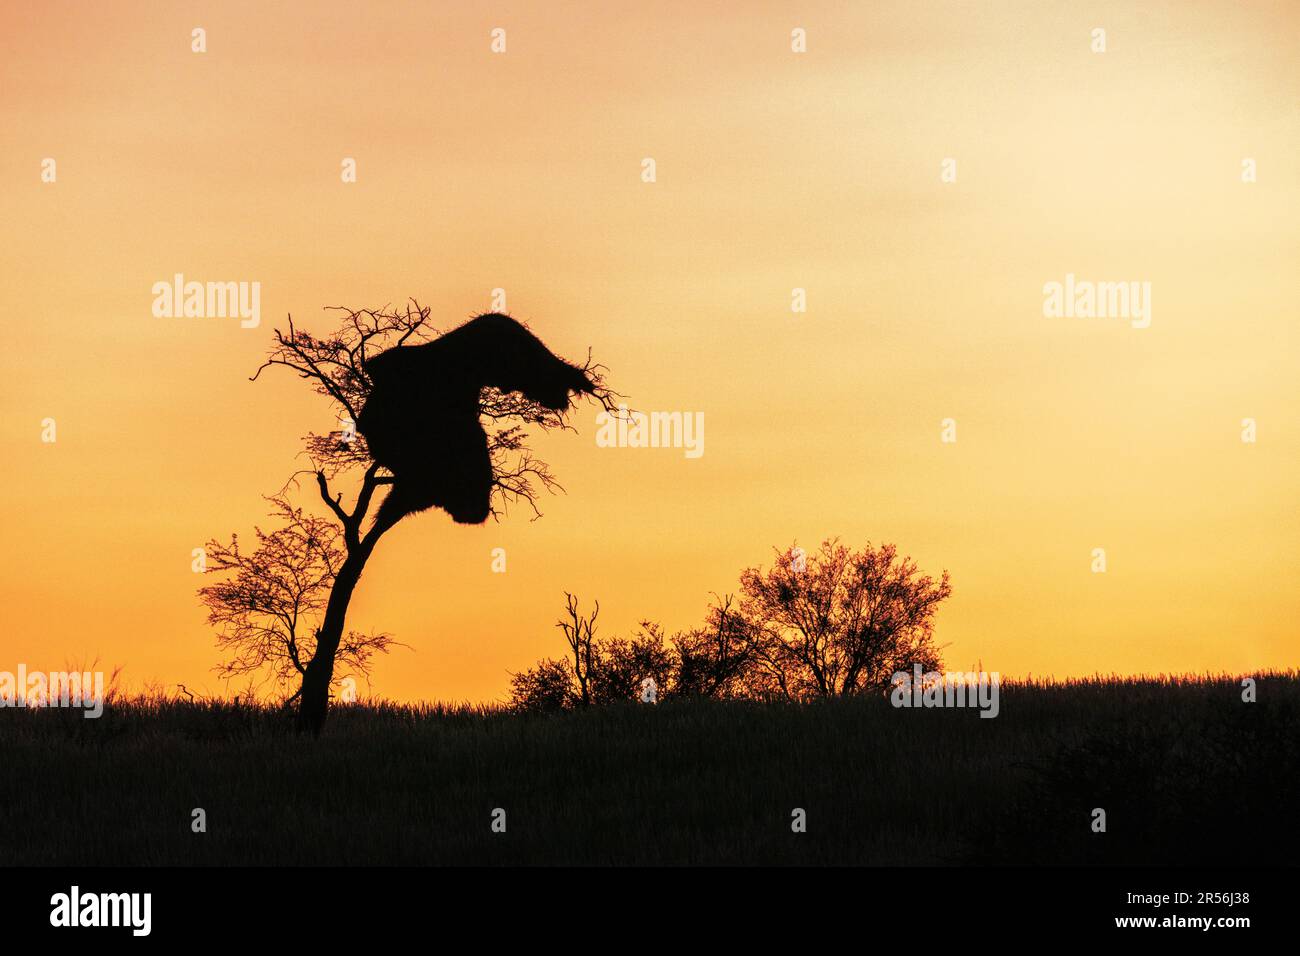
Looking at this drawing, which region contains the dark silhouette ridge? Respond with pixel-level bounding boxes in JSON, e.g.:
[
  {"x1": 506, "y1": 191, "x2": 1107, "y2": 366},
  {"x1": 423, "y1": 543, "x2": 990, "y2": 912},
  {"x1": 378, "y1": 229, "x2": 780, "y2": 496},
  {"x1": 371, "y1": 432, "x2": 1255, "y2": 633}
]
[{"x1": 357, "y1": 312, "x2": 595, "y2": 529}]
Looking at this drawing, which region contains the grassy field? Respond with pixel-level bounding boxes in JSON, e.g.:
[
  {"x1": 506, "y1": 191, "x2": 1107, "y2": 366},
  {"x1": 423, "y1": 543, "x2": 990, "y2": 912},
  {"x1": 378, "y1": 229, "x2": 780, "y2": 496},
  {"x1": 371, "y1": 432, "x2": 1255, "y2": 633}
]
[{"x1": 2, "y1": 673, "x2": 1296, "y2": 866}]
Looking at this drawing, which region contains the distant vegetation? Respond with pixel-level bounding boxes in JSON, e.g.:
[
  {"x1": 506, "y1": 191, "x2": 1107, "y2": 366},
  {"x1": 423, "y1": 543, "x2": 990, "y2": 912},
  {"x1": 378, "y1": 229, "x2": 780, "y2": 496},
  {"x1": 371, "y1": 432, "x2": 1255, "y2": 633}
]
[
  {"x1": 509, "y1": 539, "x2": 950, "y2": 711},
  {"x1": 3, "y1": 672, "x2": 1295, "y2": 865}
]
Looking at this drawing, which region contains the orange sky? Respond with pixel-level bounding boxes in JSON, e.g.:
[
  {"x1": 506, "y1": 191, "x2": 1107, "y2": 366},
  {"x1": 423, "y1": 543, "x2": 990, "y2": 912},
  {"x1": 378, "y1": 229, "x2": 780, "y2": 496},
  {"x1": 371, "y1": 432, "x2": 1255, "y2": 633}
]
[{"x1": 2, "y1": 1, "x2": 1297, "y2": 703}]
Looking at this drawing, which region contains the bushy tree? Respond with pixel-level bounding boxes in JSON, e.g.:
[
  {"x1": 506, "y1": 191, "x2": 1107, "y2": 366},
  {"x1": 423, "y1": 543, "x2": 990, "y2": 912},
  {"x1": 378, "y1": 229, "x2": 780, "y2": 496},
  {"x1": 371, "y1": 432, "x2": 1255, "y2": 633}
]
[
  {"x1": 508, "y1": 594, "x2": 752, "y2": 712},
  {"x1": 509, "y1": 540, "x2": 951, "y2": 710},
  {"x1": 670, "y1": 596, "x2": 752, "y2": 699},
  {"x1": 736, "y1": 539, "x2": 949, "y2": 700},
  {"x1": 506, "y1": 657, "x2": 574, "y2": 714},
  {"x1": 198, "y1": 495, "x2": 399, "y2": 704}
]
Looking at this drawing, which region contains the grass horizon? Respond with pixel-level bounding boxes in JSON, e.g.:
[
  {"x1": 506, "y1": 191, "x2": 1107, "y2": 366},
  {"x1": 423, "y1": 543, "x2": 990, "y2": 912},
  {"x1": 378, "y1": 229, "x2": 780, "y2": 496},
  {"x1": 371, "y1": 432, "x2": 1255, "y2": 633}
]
[
  {"x1": 24, "y1": 666, "x2": 1290, "y2": 712},
  {"x1": 3, "y1": 671, "x2": 1296, "y2": 866}
]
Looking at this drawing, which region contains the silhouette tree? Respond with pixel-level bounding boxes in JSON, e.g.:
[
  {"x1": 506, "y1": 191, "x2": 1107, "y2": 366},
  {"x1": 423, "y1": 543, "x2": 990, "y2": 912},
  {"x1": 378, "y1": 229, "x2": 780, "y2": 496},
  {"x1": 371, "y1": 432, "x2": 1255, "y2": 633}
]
[
  {"x1": 508, "y1": 593, "x2": 749, "y2": 712},
  {"x1": 197, "y1": 495, "x2": 399, "y2": 704},
  {"x1": 668, "y1": 595, "x2": 751, "y2": 699},
  {"x1": 735, "y1": 539, "x2": 949, "y2": 699},
  {"x1": 248, "y1": 302, "x2": 614, "y2": 734},
  {"x1": 507, "y1": 656, "x2": 575, "y2": 713},
  {"x1": 509, "y1": 593, "x2": 654, "y2": 711},
  {"x1": 557, "y1": 591, "x2": 599, "y2": 707},
  {"x1": 509, "y1": 542, "x2": 948, "y2": 711}
]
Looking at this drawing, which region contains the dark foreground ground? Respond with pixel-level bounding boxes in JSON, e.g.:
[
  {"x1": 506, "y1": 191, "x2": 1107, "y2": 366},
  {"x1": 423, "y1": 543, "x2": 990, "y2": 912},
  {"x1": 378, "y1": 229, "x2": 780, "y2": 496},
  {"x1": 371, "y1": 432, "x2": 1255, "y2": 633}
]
[{"x1": 2, "y1": 673, "x2": 1296, "y2": 865}]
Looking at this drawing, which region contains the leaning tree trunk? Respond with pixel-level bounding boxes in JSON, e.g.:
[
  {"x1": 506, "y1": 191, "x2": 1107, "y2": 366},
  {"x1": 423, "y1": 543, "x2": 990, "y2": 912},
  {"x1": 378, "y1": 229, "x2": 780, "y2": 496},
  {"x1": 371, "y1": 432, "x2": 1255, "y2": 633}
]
[{"x1": 296, "y1": 539, "x2": 377, "y2": 735}]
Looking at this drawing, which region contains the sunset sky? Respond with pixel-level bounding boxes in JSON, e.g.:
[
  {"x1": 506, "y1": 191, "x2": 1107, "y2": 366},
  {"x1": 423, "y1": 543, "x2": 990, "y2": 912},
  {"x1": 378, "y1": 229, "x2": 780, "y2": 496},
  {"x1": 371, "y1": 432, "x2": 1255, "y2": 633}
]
[{"x1": 2, "y1": 1, "x2": 1296, "y2": 703}]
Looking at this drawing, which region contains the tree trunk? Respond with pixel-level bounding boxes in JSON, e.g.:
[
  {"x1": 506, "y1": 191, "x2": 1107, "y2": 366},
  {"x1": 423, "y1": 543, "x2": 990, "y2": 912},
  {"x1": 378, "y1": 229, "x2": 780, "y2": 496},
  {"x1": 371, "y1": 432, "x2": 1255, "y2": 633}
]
[{"x1": 296, "y1": 540, "x2": 375, "y2": 735}]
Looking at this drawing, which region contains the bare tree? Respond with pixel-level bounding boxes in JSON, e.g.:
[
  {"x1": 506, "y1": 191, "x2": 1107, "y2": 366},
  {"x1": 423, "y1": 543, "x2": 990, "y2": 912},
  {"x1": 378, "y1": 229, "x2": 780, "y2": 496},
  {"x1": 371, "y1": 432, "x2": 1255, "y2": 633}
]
[
  {"x1": 247, "y1": 302, "x2": 614, "y2": 733},
  {"x1": 556, "y1": 592, "x2": 600, "y2": 707},
  {"x1": 736, "y1": 539, "x2": 950, "y2": 700},
  {"x1": 198, "y1": 495, "x2": 400, "y2": 704}
]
